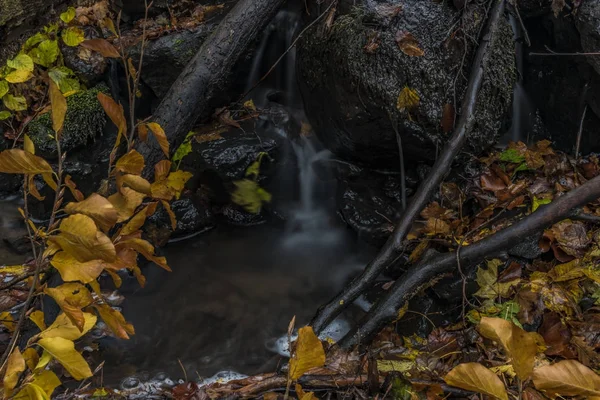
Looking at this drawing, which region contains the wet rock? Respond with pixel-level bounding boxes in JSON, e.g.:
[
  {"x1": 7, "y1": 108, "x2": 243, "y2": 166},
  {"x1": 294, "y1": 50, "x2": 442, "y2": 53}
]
[
  {"x1": 576, "y1": 1, "x2": 600, "y2": 75},
  {"x1": 27, "y1": 83, "x2": 109, "y2": 159},
  {"x1": 297, "y1": 0, "x2": 516, "y2": 168},
  {"x1": 61, "y1": 27, "x2": 108, "y2": 86},
  {"x1": 148, "y1": 196, "x2": 215, "y2": 237},
  {"x1": 516, "y1": 0, "x2": 552, "y2": 17},
  {"x1": 524, "y1": 14, "x2": 600, "y2": 153},
  {"x1": 219, "y1": 204, "x2": 267, "y2": 226},
  {"x1": 337, "y1": 163, "x2": 417, "y2": 247},
  {"x1": 508, "y1": 232, "x2": 543, "y2": 259}
]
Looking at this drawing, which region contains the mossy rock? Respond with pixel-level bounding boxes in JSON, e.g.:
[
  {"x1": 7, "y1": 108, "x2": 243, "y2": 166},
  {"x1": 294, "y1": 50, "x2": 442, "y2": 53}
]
[{"x1": 28, "y1": 83, "x2": 109, "y2": 159}]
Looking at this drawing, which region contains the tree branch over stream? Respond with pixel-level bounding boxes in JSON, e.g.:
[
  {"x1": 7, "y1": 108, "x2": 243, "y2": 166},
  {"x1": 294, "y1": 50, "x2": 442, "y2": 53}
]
[
  {"x1": 137, "y1": 0, "x2": 286, "y2": 178},
  {"x1": 311, "y1": 0, "x2": 507, "y2": 334}
]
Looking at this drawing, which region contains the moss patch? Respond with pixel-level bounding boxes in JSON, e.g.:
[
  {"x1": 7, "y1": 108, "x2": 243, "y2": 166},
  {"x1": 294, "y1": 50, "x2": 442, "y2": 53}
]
[{"x1": 28, "y1": 83, "x2": 109, "y2": 158}]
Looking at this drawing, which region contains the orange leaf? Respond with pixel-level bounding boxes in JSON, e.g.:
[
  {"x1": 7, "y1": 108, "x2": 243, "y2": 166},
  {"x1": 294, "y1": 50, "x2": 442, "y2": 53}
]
[
  {"x1": 161, "y1": 200, "x2": 177, "y2": 230},
  {"x1": 94, "y1": 304, "x2": 135, "y2": 339},
  {"x1": 64, "y1": 175, "x2": 84, "y2": 201},
  {"x1": 115, "y1": 149, "x2": 145, "y2": 175},
  {"x1": 0, "y1": 149, "x2": 53, "y2": 174},
  {"x1": 49, "y1": 214, "x2": 116, "y2": 262},
  {"x1": 108, "y1": 187, "x2": 146, "y2": 222},
  {"x1": 121, "y1": 174, "x2": 152, "y2": 195},
  {"x1": 97, "y1": 92, "x2": 127, "y2": 136},
  {"x1": 116, "y1": 237, "x2": 171, "y2": 271},
  {"x1": 395, "y1": 32, "x2": 425, "y2": 57},
  {"x1": 154, "y1": 160, "x2": 172, "y2": 181},
  {"x1": 532, "y1": 360, "x2": 600, "y2": 398},
  {"x1": 289, "y1": 326, "x2": 325, "y2": 380},
  {"x1": 64, "y1": 193, "x2": 118, "y2": 232},
  {"x1": 138, "y1": 123, "x2": 148, "y2": 142},
  {"x1": 80, "y1": 38, "x2": 120, "y2": 58},
  {"x1": 147, "y1": 122, "x2": 169, "y2": 157},
  {"x1": 445, "y1": 363, "x2": 508, "y2": 400},
  {"x1": 44, "y1": 283, "x2": 93, "y2": 331}
]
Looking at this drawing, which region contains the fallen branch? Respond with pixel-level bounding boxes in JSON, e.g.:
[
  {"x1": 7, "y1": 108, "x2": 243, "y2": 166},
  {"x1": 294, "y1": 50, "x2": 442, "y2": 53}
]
[
  {"x1": 138, "y1": 0, "x2": 286, "y2": 178},
  {"x1": 339, "y1": 172, "x2": 600, "y2": 348},
  {"x1": 311, "y1": 0, "x2": 507, "y2": 333}
]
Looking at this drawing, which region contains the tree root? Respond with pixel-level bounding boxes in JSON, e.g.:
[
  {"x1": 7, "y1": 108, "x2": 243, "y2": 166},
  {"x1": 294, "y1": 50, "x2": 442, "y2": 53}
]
[
  {"x1": 138, "y1": 0, "x2": 286, "y2": 178},
  {"x1": 311, "y1": 0, "x2": 508, "y2": 334},
  {"x1": 339, "y1": 172, "x2": 600, "y2": 348}
]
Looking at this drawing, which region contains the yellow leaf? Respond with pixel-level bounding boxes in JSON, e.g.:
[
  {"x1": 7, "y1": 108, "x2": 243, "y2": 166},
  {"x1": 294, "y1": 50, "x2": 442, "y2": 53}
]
[
  {"x1": 64, "y1": 175, "x2": 83, "y2": 201},
  {"x1": 0, "y1": 80, "x2": 8, "y2": 98},
  {"x1": 62, "y1": 27, "x2": 85, "y2": 47},
  {"x1": 3, "y1": 94, "x2": 27, "y2": 111},
  {"x1": 14, "y1": 370, "x2": 61, "y2": 400},
  {"x1": 24, "y1": 134, "x2": 35, "y2": 154},
  {"x1": 94, "y1": 304, "x2": 135, "y2": 339},
  {"x1": 147, "y1": 122, "x2": 169, "y2": 157},
  {"x1": 377, "y1": 359, "x2": 415, "y2": 373},
  {"x1": 478, "y1": 317, "x2": 537, "y2": 380},
  {"x1": 289, "y1": 326, "x2": 326, "y2": 380},
  {"x1": 29, "y1": 310, "x2": 46, "y2": 331},
  {"x1": 474, "y1": 259, "x2": 519, "y2": 299},
  {"x1": 39, "y1": 312, "x2": 96, "y2": 341},
  {"x1": 243, "y1": 99, "x2": 256, "y2": 111},
  {"x1": 64, "y1": 193, "x2": 118, "y2": 232},
  {"x1": 97, "y1": 92, "x2": 126, "y2": 136},
  {"x1": 120, "y1": 203, "x2": 157, "y2": 235},
  {"x1": 5, "y1": 69, "x2": 32, "y2": 83},
  {"x1": 0, "y1": 149, "x2": 53, "y2": 174},
  {"x1": 444, "y1": 363, "x2": 508, "y2": 400},
  {"x1": 231, "y1": 179, "x2": 272, "y2": 214},
  {"x1": 127, "y1": 57, "x2": 137, "y2": 79},
  {"x1": 81, "y1": 38, "x2": 120, "y2": 58},
  {"x1": 116, "y1": 238, "x2": 171, "y2": 271},
  {"x1": 34, "y1": 351, "x2": 52, "y2": 371},
  {"x1": 49, "y1": 79, "x2": 67, "y2": 135},
  {"x1": 60, "y1": 6, "x2": 76, "y2": 23},
  {"x1": 22, "y1": 348, "x2": 39, "y2": 371},
  {"x1": 49, "y1": 214, "x2": 116, "y2": 262},
  {"x1": 396, "y1": 86, "x2": 420, "y2": 111},
  {"x1": 166, "y1": 170, "x2": 192, "y2": 199},
  {"x1": 532, "y1": 360, "x2": 600, "y2": 398},
  {"x1": 108, "y1": 187, "x2": 146, "y2": 222},
  {"x1": 121, "y1": 174, "x2": 152, "y2": 195},
  {"x1": 50, "y1": 251, "x2": 105, "y2": 284},
  {"x1": 115, "y1": 149, "x2": 144, "y2": 175},
  {"x1": 7, "y1": 54, "x2": 34, "y2": 72},
  {"x1": 37, "y1": 337, "x2": 93, "y2": 380},
  {"x1": 295, "y1": 384, "x2": 318, "y2": 400},
  {"x1": 3, "y1": 347, "x2": 25, "y2": 396},
  {"x1": 0, "y1": 311, "x2": 16, "y2": 331},
  {"x1": 28, "y1": 174, "x2": 45, "y2": 200},
  {"x1": 44, "y1": 283, "x2": 93, "y2": 331}
]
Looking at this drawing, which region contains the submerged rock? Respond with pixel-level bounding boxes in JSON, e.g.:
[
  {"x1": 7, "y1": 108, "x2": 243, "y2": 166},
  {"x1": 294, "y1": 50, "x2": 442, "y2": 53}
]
[
  {"x1": 297, "y1": 0, "x2": 516, "y2": 168},
  {"x1": 27, "y1": 83, "x2": 109, "y2": 159}
]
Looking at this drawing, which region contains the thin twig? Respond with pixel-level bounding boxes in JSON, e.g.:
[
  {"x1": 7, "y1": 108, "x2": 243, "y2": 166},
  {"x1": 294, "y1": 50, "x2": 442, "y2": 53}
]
[
  {"x1": 0, "y1": 272, "x2": 36, "y2": 291},
  {"x1": 530, "y1": 45, "x2": 600, "y2": 56},
  {"x1": 575, "y1": 105, "x2": 588, "y2": 159},
  {"x1": 392, "y1": 123, "x2": 407, "y2": 211}
]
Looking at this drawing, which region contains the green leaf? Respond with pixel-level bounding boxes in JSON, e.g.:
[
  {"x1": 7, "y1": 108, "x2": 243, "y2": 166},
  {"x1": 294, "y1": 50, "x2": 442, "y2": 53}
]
[
  {"x1": 532, "y1": 195, "x2": 552, "y2": 212},
  {"x1": 0, "y1": 80, "x2": 8, "y2": 99},
  {"x1": 3, "y1": 94, "x2": 27, "y2": 111},
  {"x1": 60, "y1": 7, "x2": 76, "y2": 23},
  {"x1": 172, "y1": 130, "x2": 195, "y2": 167},
  {"x1": 245, "y1": 152, "x2": 268, "y2": 179},
  {"x1": 44, "y1": 23, "x2": 59, "y2": 34},
  {"x1": 0, "y1": 111, "x2": 12, "y2": 120},
  {"x1": 7, "y1": 54, "x2": 34, "y2": 72},
  {"x1": 24, "y1": 33, "x2": 48, "y2": 51},
  {"x1": 62, "y1": 27, "x2": 85, "y2": 47},
  {"x1": 231, "y1": 179, "x2": 272, "y2": 214},
  {"x1": 29, "y1": 40, "x2": 59, "y2": 67},
  {"x1": 48, "y1": 67, "x2": 80, "y2": 93},
  {"x1": 499, "y1": 148, "x2": 525, "y2": 164}
]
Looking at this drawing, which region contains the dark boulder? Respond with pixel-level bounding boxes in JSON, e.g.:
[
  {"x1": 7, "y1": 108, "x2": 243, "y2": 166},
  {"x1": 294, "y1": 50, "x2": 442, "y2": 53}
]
[
  {"x1": 147, "y1": 196, "x2": 215, "y2": 239},
  {"x1": 297, "y1": 0, "x2": 516, "y2": 169}
]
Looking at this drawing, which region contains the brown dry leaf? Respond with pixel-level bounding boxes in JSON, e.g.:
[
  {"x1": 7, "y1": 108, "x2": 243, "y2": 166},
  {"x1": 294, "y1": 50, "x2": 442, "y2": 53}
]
[
  {"x1": 98, "y1": 92, "x2": 127, "y2": 135},
  {"x1": 295, "y1": 384, "x2": 318, "y2": 400},
  {"x1": 444, "y1": 363, "x2": 508, "y2": 400},
  {"x1": 475, "y1": 259, "x2": 519, "y2": 300},
  {"x1": 441, "y1": 103, "x2": 454, "y2": 133},
  {"x1": 422, "y1": 217, "x2": 450, "y2": 236},
  {"x1": 49, "y1": 79, "x2": 67, "y2": 136},
  {"x1": 121, "y1": 174, "x2": 152, "y2": 195},
  {"x1": 64, "y1": 175, "x2": 84, "y2": 201},
  {"x1": 532, "y1": 360, "x2": 600, "y2": 397},
  {"x1": 64, "y1": 193, "x2": 118, "y2": 232},
  {"x1": 127, "y1": 58, "x2": 137, "y2": 79},
  {"x1": 551, "y1": 220, "x2": 590, "y2": 258},
  {"x1": 551, "y1": 0, "x2": 566, "y2": 16},
  {"x1": 0, "y1": 149, "x2": 53, "y2": 175},
  {"x1": 108, "y1": 187, "x2": 146, "y2": 223},
  {"x1": 50, "y1": 251, "x2": 105, "y2": 284},
  {"x1": 161, "y1": 200, "x2": 177, "y2": 230},
  {"x1": 80, "y1": 38, "x2": 119, "y2": 57},
  {"x1": 147, "y1": 122, "x2": 169, "y2": 157},
  {"x1": 195, "y1": 131, "x2": 223, "y2": 144},
  {"x1": 153, "y1": 160, "x2": 171, "y2": 181},
  {"x1": 94, "y1": 304, "x2": 135, "y2": 339},
  {"x1": 289, "y1": 326, "x2": 326, "y2": 380},
  {"x1": 3, "y1": 347, "x2": 25, "y2": 397},
  {"x1": 396, "y1": 31, "x2": 425, "y2": 56},
  {"x1": 49, "y1": 214, "x2": 116, "y2": 262},
  {"x1": 116, "y1": 237, "x2": 171, "y2": 271},
  {"x1": 478, "y1": 317, "x2": 537, "y2": 380},
  {"x1": 44, "y1": 283, "x2": 93, "y2": 331},
  {"x1": 138, "y1": 123, "x2": 149, "y2": 142},
  {"x1": 115, "y1": 149, "x2": 145, "y2": 175}
]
